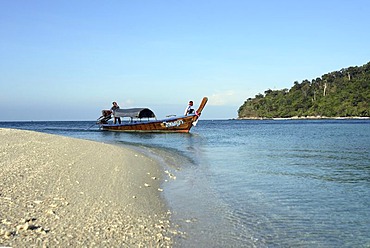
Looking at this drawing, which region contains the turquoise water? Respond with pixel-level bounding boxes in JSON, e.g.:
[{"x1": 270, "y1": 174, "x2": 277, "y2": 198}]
[{"x1": 1, "y1": 120, "x2": 369, "y2": 247}]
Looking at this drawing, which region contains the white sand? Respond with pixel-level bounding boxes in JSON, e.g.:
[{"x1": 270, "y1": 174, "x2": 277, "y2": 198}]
[{"x1": 0, "y1": 128, "x2": 176, "y2": 247}]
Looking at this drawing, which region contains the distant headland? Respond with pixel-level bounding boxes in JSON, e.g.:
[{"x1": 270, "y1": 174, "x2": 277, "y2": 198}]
[{"x1": 238, "y1": 62, "x2": 370, "y2": 119}]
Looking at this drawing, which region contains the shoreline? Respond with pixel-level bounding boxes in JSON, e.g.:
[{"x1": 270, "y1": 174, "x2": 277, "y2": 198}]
[
  {"x1": 237, "y1": 116, "x2": 370, "y2": 120},
  {"x1": 0, "y1": 128, "x2": 176, "y2": 247}
]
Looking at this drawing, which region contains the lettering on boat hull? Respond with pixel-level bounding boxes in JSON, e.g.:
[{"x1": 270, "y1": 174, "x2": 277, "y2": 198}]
[{"x1": 163, "y1": 120, "x2": 184, "y2": 128}]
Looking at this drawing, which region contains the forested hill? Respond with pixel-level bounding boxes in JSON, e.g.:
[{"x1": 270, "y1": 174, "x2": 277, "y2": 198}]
[{"x1": 238, "y1": 62, "x2": 370, "y2": 119}]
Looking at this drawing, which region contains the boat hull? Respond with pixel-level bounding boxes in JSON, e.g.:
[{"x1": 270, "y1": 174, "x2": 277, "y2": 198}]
[{"x1": 100, "y1": 115, "x2": 198, "y2": 133}]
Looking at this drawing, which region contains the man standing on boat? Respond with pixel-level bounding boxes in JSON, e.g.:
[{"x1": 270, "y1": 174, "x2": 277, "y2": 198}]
[
  {"x1": 111, "y1": 102, "x2": 122, "y2": 124},
  {"x1": 184, "y1": 100, "x2": 195, "y2": 116}
]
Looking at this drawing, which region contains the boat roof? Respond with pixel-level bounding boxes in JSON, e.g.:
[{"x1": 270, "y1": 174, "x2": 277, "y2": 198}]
[{"x1": 114, "y1": 108, "x2": 156, "y2": 119}]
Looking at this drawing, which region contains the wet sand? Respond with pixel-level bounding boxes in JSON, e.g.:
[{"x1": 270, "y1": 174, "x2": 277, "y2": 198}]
[{"x1": 0, "y1": 128, "x2": 176, "y2": 247}]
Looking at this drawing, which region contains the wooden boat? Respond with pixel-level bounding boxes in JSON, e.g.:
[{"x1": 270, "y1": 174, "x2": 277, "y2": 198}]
[{"x1": 97, "y1": 97, "x2": 208, "y2": 133}]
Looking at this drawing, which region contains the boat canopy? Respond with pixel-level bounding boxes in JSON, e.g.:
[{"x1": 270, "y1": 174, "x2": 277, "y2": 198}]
[{"x1": 114, "y1": 108, "x2": 156, "y2": 119}]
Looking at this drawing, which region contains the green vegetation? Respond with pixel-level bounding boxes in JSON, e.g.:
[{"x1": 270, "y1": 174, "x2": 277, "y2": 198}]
[{"x1": 238, "y1": 62, "x2": 370, "y2": 118}]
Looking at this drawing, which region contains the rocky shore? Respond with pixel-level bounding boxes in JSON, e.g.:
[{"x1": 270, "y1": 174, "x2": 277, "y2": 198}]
[{"x1": 0, "y1": 128, "x2": 177, "y2": 247}]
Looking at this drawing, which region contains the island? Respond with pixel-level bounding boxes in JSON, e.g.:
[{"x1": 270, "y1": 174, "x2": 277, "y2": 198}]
[{"x1": 238, "y1": 62, "x2": 370, "y2": 119}]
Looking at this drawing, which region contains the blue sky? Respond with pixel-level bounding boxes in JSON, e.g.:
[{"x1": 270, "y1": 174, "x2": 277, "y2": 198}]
[{"x1": 1, "y1": 0, "x2": 369, "y2": 120}]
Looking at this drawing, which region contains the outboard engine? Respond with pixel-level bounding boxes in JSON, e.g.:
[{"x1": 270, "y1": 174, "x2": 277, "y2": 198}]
[{"x1": 97, "y1": 110, "x2": 112, "y2": 124}]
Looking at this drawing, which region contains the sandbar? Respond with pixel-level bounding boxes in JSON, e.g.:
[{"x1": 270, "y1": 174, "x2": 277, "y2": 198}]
[{"x1": 0, "y1": 128, "x2": 174, "y2": 247}]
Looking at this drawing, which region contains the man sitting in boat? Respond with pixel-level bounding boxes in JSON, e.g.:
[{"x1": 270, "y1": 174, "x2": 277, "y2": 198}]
[
  {"x1": 184, "y1": 100, "x2": 195, "y2": 116},
  {"x1": 111, "y1": 101, "x2": 122, "y2": 124}
]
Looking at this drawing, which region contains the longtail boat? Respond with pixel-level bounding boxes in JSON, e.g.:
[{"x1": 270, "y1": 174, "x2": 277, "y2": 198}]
[{"x1": 96, "y1": 97, "x2": 208, "y2": 133}]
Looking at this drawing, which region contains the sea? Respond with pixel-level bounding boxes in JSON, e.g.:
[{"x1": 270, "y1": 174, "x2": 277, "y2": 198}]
[{"x1": 1, "y1": 119, "x2": 369, "y2": 247}]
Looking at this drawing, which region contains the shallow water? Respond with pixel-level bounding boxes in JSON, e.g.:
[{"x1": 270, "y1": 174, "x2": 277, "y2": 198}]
[{"x1": 1, "y1": 120, "x2": 369, "y2": 247}]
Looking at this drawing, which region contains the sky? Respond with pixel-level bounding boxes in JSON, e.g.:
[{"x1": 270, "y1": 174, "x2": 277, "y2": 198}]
[{"x1": 1, "y1": 0, "x2": 369, "y2": 120}]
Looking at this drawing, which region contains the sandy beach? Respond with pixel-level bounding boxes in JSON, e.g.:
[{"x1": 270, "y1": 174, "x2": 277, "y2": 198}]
[{"x1": 0, "y1": 128, "x2": 175, "y2": 247}]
